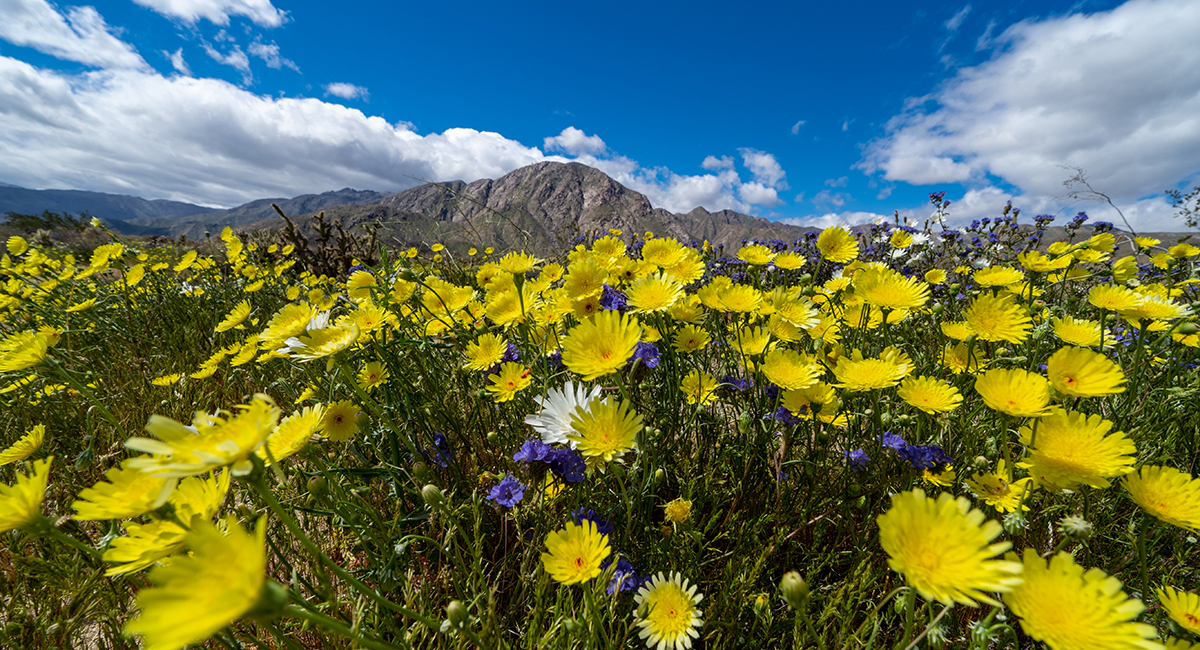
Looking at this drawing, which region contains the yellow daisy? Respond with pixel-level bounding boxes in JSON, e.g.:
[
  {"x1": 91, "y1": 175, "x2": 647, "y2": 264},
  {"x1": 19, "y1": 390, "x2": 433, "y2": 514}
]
[
  {"x1": 215, "y1": 300, "x2": 252, "y2": 332},
  {"x1": 0, "y1": 424, "x2": 45, "y2": 465},
  {"x1": 737, "y1": 243, "x2": 776, "y2": 266},
  {"x1": 357, "y1": 360, "x2": 390, "y2": 391},
  {"x1": 896, "y1": 375, "x2": 962, "y2": 414},
  {"x1": 762, "y1": 348, "x2": 822, "y2": 390},
  {"x1": 1123, "y1": 466, "x2": 1200, "y2": 531},
  {"x1": 853, "y1": 267, "x2": 930, "y2": 311},
  {"x1": 963, "y1": 293, "x2": 1031, "y2": 343},
  {"x1": 260, "y1": 404, "x2": 326, "y2": 465},
  {"x1": 1004, "y1": 549, "x2": 1160, "y2": 650},
  {"x1": 568, "y1": 396, "x2": 642, "y2": 467},
  {"x1": 1052, "y1": 316, "x2": 1108, "y2": 348},
  {"x1": 126, "y1": 395, "x2": 281, "y2": 477},
  {"x1": 1046, "y1": 346, "x2": 1126, "y2": 397},
  {"x1": 673, "y1": 324, "x2": 711, "y2": 354},
  {"x1": 0, "y1": 457, "x2": 52, "y2": 533},
  {"x1": 72, "y1": 460, "x2": 174, "y2": 521},
  {"x1": 124, "y1": 518, "x2": 268, "y2": 650},
  {"x1": 487, "y1": 362, "x2": 533, "y2": 403},
  {"x1": 1158, "y1": 587, "x2": 1200, "y2": 636},
  {"x1": 634, "y1": 572, "x2": 705, "y2": 650},
  {"x1": 463, "y1": 333, "x2": 508, "y2": 371},
  {"x1": 876, "y1": 489, "x2": 1023, "y2": 607},
  {"x1": 964, "y1": 460, "x2": 1034, "y2": 513},
  {"x1": 1088, "y1": 284, "x2": 1144, "y2": 312},
  {"x1": 973, "y1": 266, "x2": 1024, "y2": 287},
  {"x1": 831, "y1": 351, "x2": 906, "y2": 392},
  {"x1": 626, "y1": 272, "x2": 683, "y2": 313},
  {"x1": 680, "y1": 370, "x2": 719, "y2": 405},
  {"x1": 540, "y1": 520, "x2": 611, "y2": 585},
  {"x1": 320, "y1": 401, "x2": 360, "y2": 442},
  {"x1": 561, "y1": 311, "x2": 641, "y2": 381},
  {"x1": 816, "y1": 226, "x2": 860, "y2": 263},
  {"x1": 973, "y1": 368, "x2": 1051, "y2": 418},
  {"x1": 1017, "y1": 408, "x2": 1136, "y2": 490}
]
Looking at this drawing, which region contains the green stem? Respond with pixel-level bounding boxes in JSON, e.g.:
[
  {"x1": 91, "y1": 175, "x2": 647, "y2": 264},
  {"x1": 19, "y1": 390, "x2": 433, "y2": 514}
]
[
  {"x1": 898, "y1": 587, "x2": 917, "y2": 650},
  {"x1": 283, "y1": 604, "x2": 406, "y2": 650},
  {"x1": 35, "y1": 518, "x2": 103, "y2": 559},
  {"x1": 248, "y1": 466, "x2": 440, "y2": 631},
  {"x1": 45, "y1": 358, "x2": 128, "y2": 438}
]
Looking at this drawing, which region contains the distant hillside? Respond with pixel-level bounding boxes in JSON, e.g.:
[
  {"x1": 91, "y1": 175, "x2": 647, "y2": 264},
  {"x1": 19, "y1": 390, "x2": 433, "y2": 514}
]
[
  {"x1": 254, "y1": 162, "x2": 817, "y2": 253},
  {"x1": 0, "y1": 185, "x2": 213, "y2": 222},
  {"x1": 121, "y1": 188, "x2": 396, "y2": 238}
]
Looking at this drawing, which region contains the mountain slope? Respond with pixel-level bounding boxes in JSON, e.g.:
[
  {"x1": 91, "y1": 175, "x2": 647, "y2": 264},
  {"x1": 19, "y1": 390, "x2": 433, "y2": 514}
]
[{"x1": 0, "y1": 185, "x2": 214, "y2": 222}]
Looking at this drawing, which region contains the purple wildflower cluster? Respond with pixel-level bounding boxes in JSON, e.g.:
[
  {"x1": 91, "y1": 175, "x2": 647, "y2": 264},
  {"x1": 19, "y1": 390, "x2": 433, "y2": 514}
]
[
  {"x1": 419, "y1": 432, "x2": 454, "y2": 468},
  {"x1": 879, "y1": 432, "x2": 953, "y2": 472},
  {"x1": 513, "y1": 439, "x2": 587, "y2": 483},
  {"x1": 486, "y1": 475, "x2": 525, "y2": 507}
]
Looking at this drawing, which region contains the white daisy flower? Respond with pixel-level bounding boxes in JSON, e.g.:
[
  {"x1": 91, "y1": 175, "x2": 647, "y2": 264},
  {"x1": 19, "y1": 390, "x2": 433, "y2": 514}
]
[{"x1": 524, "y1": 381, "x2": 602, "y2": 445}]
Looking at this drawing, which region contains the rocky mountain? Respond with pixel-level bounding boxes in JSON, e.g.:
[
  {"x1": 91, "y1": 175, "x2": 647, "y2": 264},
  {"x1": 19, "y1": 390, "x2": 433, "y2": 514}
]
[
  {"x1": 0, "y1": 185, "x2": 213, "y2": 222},
  {"x1": 264, "y1": 162, "x2": 816, "y2": 253},
  {"x1": 4, "y1": 163, "x2": 818, "y2": 251}
]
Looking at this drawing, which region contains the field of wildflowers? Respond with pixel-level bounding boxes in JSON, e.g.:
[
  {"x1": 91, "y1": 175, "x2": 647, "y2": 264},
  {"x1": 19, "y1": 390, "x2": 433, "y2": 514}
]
[{"x1": 1, "y1": 199, "x2": 1199, "y2": 649}]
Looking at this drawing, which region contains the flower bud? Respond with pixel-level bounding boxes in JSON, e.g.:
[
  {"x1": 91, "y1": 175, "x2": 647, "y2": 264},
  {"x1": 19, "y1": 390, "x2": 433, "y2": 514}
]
[
  {"x1": 246, "y1": 580, "x2": 290, "y2": 622},
  {"x1": 445, "y1": 600, "x2": 468, "y2": 628},
  {"x1": 306, "y1": 476, "x2": 327, "y2": 497},
  {"x1": 1057, "y1": 515, "x2": 1094, "y2": 541},
  {"x1": 421, "y1": 484, "x2": 445, "y2": 509},
  {"x1": 779, "y1": 571, "x2": 809, "y2": 611},
  {"x1": 412, "y1": 461, "x2": 429, "y2": 482},
  {"x1": 1178, "y1": 321, "x2": 1199, "y2": 335}
]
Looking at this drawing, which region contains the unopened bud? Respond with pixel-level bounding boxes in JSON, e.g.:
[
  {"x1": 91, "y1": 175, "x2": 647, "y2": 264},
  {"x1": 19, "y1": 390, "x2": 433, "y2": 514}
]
[
  {"x1": 1058, "y1": 515, "x2": 1094, "y2": 541},
  {"x1": 779, "y1": 571, "x2": 809, "y2": 611},
  {"x1": 412, "y1": 461, "x2": 429, "y2": 481},
  {"x1": 421, "y1": 484, "x2": 445, "y2": 509},
  {"x1": 931, "y1": 303, "x2": 944, "y2": 316},
  {"x1": 445, "y1": 600, "x2": 468, "y2": 628},
  {"x1": 1178, "y1": 322, "x2": 1198, "y2": 335}
]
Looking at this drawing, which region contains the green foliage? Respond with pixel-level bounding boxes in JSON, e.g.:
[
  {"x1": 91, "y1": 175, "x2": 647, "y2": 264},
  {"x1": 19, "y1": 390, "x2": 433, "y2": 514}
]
[{"x1": 3, "y1": 210, "x2": 90, "y2": 233}]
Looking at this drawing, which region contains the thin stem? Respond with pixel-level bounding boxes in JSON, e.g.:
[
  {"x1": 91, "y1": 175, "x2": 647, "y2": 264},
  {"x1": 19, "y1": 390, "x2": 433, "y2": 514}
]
[
  {"x1": 283, "y1": 604, "x2": 406, "y2": 650},
  {"x1": 247, "y1": 466, "x2": 440, "y2": 631}
]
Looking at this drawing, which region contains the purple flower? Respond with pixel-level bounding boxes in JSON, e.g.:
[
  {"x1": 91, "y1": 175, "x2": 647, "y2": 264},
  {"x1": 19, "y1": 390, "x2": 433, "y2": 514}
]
[
  {"x1": 896, "y1": 445, "x2": 953, "y2": 471},
  {"x1": 513, "y1": 439, "x2": 550, "y2": 463},
  {"x1": 767, "y1": 406, "x2": 801, "y2": 426},
  {"x1": 600, "y1": 284, "x2": 628, "y2": 313},
  {"x1": 421, "y1": 433, "x2": 454, "y2": 468},
  {"x1": 843, "y1": 448, "x2": 870, "y2": 471},
  {"x1": 627, "y1": 341, "x2": 660, "y2": 369},
  {"x1": 571, "y1": 508, "x2": 614, "y2": 538},
  {"x1": 546, "y1": 447, "x2": 587, "y2": 483},
  {"x1": 879, "y1": 432, "x2": 907, "y2": 450},
  {"x1": 487, "y1": 475, "x2": 525, "y2": 508},
  {"x1": 604, "y1": 557, "x2": 645, "y2": 595},
  {"x1": 720, "y1": 375, "x2": 752, "y2": 392}
]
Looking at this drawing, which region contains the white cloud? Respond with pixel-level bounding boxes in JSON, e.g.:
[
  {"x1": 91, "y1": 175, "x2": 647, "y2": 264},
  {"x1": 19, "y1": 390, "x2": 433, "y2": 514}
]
[
  {"x1": 859, "y1": 0, "x2": 1200, "y2": 232},
  {"x1": 812, "y1": 189, "x2": 849, "y2": 208},
  {"x1": 164, "y1": 48, "x2": 191, "y2": 75},
  {"x1": 201, "y1": 41, "x2": 251, "y2": 83},
  {"x1": 131, "y1": 0, "x2": 287, "y2": 28},
  {"x1": 779, "y1": 211, "x2": 890, "y2": 229},
  {"x1": 0, "y1": 0, "x2": 147, "y2": 70},
  {"x1": 738, "y1": 182, "x2": 782, "y2": 207},
  {"x1": 324, "y1": 82, "x2": 368, "y2": 101},
  {"x1": 701, "y1": 155, "x2": 733, "y2": 171},
  {"x1": 543, "y1": 127, "x2": 607, "y2": 157},
  {"x1": 790, "y1": 120, "x2": 806, "y2": 135},
  {"x1": 739, "y1": 148, "x2": 787, "y2": 189},
  {"x1": 945, "y1": 5, "x2": 971, "y2": 32},
  {"x1": 248, "y1": 41, "x2": 297, "y2": 72},
  {"x1": 0, "y1": 56, "x2": 548, "y2": 207},
  {"x1": 825, "y1": 176, "x2": 848, "y2": 188}
]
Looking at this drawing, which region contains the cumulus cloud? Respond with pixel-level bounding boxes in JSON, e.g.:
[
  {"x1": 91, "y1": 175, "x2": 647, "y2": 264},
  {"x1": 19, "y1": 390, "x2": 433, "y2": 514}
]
[
  {"x1": 0, "y1": 0, "x2": 147, "y2": 70},
  {"x1": 164, "y1": 48, "x2": 191, "y2": 75},
  {"x1": 812, "y1": 189, "x2": 849, "y2": 208},
  {"x1": 543, "y1": 127, "x2": 607, "y2": 157},
  {"x1": 738, "y1": 182, "x2": 782, "y2": 207},
  {"x1": 779, "y1": 211, "x2": 891, "y2": 229},
  {"x1": 248, "y1": 40, "x2": 298, "y2": 72},
  {"x1": 131, "y1": 0, "x2": 287, "y2": 28},
  {"x1": 0, "y1": 56, "x2": 548, "y2": 207},
  {"x1": 201, "y1": 41, "x2": 251, "y2": 83},
  {"x1": 859, "y1": 0, "x2": 1200, "y2": 231},
  {"x1": 739, "y1": 148, "x2": 787, "y2": 189},
  {"x1": 701, "y1": 155, "x2": 733, "y2": 171},
  {"x1": 324, "y1": 82, "x2": 368, "y2": 101}
]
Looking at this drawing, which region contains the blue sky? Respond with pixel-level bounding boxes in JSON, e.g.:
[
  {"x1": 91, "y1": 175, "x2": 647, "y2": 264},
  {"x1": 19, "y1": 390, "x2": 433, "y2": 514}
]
[{"x1": 2, "y1": 0, "x2": 1198, "y2": 230}]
